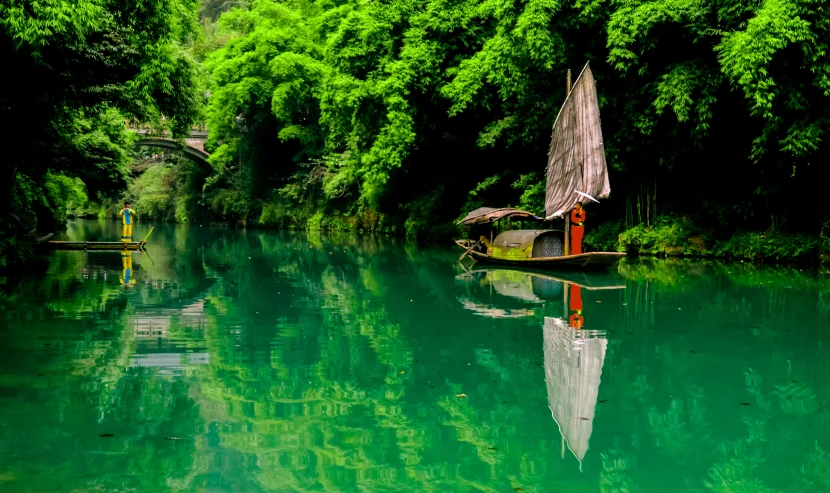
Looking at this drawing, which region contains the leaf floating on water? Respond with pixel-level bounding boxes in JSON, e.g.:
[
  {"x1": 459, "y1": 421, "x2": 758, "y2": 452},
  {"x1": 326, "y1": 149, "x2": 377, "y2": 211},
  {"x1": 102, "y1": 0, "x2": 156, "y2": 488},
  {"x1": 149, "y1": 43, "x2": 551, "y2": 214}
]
[
  {"x1": 740, "y1": 402, "x2": 752, "y2": 406},
  {"x1": 165, "y1": 437, "x2": 182, "y2": 441},
  {"x1": 456, "y1": 393, "x2": 467, "y2": 398},
  {"x1": 99, "y1": 434, "x2": 115, "y2": 438}
]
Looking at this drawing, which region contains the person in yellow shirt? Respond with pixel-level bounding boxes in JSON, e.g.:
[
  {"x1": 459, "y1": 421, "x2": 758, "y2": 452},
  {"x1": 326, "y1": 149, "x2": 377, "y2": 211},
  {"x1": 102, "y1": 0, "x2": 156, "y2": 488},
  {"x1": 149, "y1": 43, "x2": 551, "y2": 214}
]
[{"x1": 118, "y1": 201, "x2": 136, "y2": 242}]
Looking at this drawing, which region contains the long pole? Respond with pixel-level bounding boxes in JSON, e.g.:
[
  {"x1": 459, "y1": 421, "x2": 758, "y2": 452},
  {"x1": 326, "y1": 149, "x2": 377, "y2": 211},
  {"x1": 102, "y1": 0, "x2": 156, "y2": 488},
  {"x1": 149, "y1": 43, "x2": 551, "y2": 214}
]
[
  {"x1": 563, "y1": 281, "x2": 569, "y2": 320},
  {"x1": 139, "y1": 227, "x2": 155, "y2": 250},
  {"x1": 564, "y1": 70, "x2": 572, "y2": 256},
  {"x1": 458, "y1": 240, "x2": 480, "y2": 263},
  {"x1": 565, "y1": 214, "x2": 571, "y2": 256},
  {"x1": 567, "y1": 69, "x2": 571, "y2": 95}
]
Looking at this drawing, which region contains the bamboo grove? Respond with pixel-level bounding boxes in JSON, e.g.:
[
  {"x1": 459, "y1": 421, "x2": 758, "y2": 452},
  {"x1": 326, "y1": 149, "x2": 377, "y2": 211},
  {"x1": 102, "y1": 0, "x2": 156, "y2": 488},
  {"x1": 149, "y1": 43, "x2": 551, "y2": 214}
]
[
  {"x1": 197, "y1": 0, "x2": 830, "y2": 243},
  {"x1": 2, "y1": 0, "x2": 830, "y2": 262}
]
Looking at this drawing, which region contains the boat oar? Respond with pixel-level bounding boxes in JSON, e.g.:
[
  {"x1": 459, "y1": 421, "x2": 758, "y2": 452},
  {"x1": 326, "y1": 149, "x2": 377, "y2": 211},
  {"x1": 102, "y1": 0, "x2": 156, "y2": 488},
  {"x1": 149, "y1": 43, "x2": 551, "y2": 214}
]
[
  {"x1": 139, "y1": 227, "x2": 155, "y2": 250},
  {"x1": 458, "y1": 240, "x2": 480, "y2": 263}
]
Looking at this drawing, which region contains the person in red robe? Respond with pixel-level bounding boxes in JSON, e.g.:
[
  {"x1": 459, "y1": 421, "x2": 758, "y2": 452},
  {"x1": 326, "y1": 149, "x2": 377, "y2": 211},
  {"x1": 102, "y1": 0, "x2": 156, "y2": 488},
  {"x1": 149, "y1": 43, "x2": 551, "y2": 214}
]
[
  {"x1": 569, "y1": 283, "x2": 584, "y2": 329},
  {"x1": 570, "y1": 202, "x2": 586, "y2": 255}
]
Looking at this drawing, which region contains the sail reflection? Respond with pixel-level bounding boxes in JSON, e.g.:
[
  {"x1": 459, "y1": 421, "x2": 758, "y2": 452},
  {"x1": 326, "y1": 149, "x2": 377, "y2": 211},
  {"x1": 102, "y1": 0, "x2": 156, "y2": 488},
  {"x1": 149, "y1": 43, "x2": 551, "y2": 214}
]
[
  {"x1": 456, "y1": 267, "x2": 623, "y2": 469},
  {"x1": 544, "y1": 316, "x2": 606, "y2": 469}
]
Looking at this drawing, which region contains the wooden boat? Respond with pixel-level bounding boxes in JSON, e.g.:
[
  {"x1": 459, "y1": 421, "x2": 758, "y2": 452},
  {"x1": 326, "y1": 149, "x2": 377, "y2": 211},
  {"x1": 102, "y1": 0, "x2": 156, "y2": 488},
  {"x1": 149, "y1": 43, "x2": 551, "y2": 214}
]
[
  {"x1": 456, "y1": 238, "x2": 624, "y2": 270},
  {"x1": 455, "y1": 62, "x2": 624, "y2": 270},
  {"x1": 48, "y1": 227, "x2": 154, "y2": 251}
]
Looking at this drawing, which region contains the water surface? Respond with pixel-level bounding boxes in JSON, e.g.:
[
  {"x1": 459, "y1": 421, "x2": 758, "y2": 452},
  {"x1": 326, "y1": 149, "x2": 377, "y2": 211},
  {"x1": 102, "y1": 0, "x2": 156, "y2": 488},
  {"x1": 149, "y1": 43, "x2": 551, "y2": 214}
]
[{"x1": 1, "y1": 220, "x2": 829, "y2": 492}]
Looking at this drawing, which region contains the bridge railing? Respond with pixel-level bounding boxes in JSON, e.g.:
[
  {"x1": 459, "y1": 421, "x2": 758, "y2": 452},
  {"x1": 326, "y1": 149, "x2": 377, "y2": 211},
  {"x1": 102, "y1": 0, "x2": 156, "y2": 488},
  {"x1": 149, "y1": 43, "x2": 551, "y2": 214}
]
[{"x1": 126, "y1": 122, "x2": 208, "y2": 139}]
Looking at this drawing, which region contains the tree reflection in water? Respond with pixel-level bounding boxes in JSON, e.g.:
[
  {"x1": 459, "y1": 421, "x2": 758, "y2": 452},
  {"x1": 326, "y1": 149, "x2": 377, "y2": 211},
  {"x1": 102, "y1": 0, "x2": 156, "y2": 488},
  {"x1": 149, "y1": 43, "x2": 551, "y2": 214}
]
[{"x1": 0, "y1": 224, "x2": 829, "y2": 492}]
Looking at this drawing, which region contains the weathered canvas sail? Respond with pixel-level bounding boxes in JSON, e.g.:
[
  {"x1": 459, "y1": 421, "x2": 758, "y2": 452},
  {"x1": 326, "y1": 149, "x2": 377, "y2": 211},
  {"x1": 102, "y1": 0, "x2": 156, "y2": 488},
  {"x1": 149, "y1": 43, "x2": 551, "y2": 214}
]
[
  {"x1": 543, "y1": 317, "x2": 607, "y2": 467},
  {"x1": 545, "y1": 63, "x2": 610, "y2": 219}
]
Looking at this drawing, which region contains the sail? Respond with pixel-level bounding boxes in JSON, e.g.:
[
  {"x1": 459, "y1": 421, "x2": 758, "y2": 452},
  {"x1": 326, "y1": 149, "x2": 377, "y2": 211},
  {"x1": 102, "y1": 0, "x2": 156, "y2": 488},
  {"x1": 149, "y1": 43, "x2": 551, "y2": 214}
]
[
  {"x1": 545, "y1": 63, "x2": 610, "y2": 219},
  {"x1": 543, "y1": 317, "x2": 607, "y2": 465}
]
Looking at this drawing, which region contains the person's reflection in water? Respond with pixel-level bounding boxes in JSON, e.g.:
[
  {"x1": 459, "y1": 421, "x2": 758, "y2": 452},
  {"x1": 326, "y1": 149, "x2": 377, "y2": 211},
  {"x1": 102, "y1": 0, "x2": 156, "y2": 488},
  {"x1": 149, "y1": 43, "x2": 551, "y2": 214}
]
[
  {"x1": 569, "y1": 283, "x2": 583, "y2": 329},
  {"x1": 120, "y1": 251, "x2": 136, "y2": 288}
]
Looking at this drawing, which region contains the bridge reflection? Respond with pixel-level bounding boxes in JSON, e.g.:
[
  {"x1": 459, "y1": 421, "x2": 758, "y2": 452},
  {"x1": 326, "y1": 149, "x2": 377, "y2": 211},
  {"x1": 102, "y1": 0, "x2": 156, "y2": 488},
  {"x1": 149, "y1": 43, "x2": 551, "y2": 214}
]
[{"x1": 129, "y1": 299, "x2": 211, "y2": 373}]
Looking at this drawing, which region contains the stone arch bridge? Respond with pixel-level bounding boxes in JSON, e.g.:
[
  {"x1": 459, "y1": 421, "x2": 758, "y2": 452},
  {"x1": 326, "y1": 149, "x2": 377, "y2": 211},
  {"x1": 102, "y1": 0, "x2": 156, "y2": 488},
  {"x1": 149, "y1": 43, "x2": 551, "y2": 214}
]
[{"x1": 130, "y1": 127, "x2": 210, "y2": 167}]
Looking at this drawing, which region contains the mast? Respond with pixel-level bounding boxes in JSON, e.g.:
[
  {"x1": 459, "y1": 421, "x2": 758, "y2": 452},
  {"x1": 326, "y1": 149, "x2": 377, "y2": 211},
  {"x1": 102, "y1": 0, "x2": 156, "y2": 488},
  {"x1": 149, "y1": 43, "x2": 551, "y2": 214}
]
[{"x1": 564, "y1": 69, "x2": 572, "y2": 256}]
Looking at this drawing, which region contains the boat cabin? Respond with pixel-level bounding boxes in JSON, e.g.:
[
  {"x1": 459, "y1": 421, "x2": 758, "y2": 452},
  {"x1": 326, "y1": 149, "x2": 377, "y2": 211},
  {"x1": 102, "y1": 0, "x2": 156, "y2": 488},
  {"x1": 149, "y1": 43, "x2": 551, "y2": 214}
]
[{"x1": 459, "y1": 207, "x2": 564, "y2": 260}]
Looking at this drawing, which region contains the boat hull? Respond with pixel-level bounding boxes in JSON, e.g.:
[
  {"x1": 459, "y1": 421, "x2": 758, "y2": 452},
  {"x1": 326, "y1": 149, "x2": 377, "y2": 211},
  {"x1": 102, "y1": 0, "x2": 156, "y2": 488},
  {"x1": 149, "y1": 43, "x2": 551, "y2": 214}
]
[{"x1": 455, "y1": 240, "x2": 624, "y2": 271}]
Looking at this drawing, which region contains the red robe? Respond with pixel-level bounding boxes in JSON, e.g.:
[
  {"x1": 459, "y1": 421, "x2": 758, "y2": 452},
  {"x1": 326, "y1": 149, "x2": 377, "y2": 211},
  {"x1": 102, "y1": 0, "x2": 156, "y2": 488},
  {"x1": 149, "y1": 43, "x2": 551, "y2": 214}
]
[
  {"x1": 570, "y1": 207, "x2": 586, "y2": 255},
  {"x1": 569, "y1": 284, "x2": 584, "y2": 329}
]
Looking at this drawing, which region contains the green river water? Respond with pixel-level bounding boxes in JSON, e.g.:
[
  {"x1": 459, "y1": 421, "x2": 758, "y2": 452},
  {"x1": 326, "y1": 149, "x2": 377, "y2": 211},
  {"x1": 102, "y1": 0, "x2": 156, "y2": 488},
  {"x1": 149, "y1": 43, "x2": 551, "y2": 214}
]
[{"x1": 1, "y1": 220, "x2": 830, "y2": 493}]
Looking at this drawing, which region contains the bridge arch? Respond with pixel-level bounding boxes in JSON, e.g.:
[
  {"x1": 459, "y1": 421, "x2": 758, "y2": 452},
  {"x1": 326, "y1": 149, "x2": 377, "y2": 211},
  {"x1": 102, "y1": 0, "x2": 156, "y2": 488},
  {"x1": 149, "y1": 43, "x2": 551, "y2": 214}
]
[{"x1": 134, "y1": 138, "x2": 211, "y2": 167}]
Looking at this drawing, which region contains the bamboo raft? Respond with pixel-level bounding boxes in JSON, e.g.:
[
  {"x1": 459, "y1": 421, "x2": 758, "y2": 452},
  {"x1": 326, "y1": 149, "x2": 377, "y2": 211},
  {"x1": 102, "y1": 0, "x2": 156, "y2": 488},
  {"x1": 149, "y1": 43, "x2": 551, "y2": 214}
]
[{"x1": 48, "y1": 227, "x2": 154, "y2": 251}]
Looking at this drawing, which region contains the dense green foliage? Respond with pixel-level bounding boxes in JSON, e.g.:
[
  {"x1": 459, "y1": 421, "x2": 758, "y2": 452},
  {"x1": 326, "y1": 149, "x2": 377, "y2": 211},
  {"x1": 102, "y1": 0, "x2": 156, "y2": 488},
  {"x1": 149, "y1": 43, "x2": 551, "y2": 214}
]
[
  {"x1": 0, "y1": 0, "x2": 203, "y2": 266},
  {"x1": 189, "y1": 0, "x2": 830, "y2": 242},
  {"x1": 616, "y1": 215, "x2": 826, "y2": 264},
  {"x1": 4, "y1": 0, "x2": 830, "y2": 264}
]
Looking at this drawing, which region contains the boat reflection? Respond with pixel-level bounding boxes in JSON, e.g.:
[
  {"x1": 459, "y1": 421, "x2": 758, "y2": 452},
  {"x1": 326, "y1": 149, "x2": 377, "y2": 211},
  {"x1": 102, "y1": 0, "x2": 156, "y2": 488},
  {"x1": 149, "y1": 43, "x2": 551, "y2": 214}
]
[
  {"x1": 455, "y1": 268, "x2": 565, "y2": 318},
  {"x1": 457, "y1": 267, "x2": 623, "y2": 467}
]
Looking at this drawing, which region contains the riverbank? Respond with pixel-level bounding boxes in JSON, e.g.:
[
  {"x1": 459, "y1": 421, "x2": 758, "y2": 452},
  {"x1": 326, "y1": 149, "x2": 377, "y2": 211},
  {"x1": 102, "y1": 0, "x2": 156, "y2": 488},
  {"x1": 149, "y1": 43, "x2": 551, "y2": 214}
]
[
  {"x1": 2, "y1": 211, "x2": 828, "y2": 278},
  {"x1": 587, "y1": 216, "x2": 830, "y2": 265}
]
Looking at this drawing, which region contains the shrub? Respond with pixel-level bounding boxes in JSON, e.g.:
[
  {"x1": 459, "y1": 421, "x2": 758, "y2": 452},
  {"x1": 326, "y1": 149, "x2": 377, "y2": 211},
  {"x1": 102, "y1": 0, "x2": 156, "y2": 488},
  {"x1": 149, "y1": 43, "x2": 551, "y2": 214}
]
[
  {"x1": 619, "y1": 215, "x2": 711, "y2": 256},
  {"x1": 584, "y1": 220, "x2": 624, "y2": 252},
  {"x1": 712, "y1": 231, "x2": 820, "y2": 264}
]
